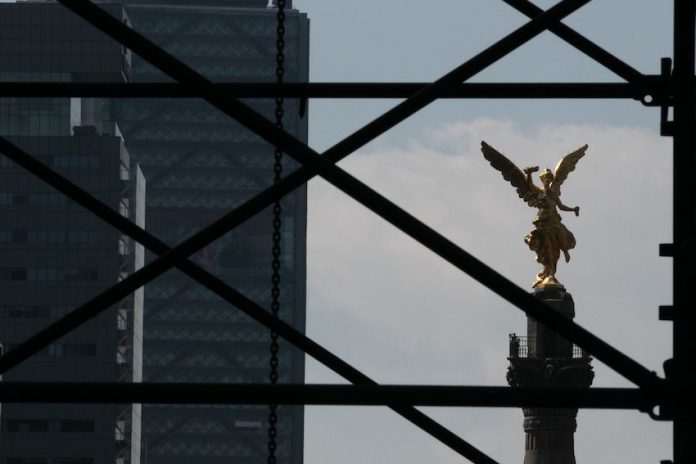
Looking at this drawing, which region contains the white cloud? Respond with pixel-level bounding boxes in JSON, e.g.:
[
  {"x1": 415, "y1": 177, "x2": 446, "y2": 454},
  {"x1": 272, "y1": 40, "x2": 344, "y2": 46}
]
[{"x1": 305, "y1": 119, "x2": 672, "y2": 464}]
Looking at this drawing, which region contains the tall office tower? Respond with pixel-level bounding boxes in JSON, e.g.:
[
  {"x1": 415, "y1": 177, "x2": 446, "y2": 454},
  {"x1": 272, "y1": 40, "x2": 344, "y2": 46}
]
[
  {"x1": 114, "y1": 1, "x2": 309, "y2": 463},
  {"x1": 0, "y1": 5, "x2": 144, "y2": 464}
]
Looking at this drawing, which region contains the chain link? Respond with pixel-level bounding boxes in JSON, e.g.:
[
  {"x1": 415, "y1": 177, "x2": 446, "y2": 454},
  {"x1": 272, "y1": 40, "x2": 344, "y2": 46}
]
[{"x1": 268, "y1": 1, "x2": 286, "y2": 463}]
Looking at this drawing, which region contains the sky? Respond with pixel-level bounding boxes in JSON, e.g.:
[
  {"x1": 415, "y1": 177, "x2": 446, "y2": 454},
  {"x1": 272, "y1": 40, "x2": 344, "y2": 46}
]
[{"x1": 291, "y1": 1, "x2": 675, "y2": 463}]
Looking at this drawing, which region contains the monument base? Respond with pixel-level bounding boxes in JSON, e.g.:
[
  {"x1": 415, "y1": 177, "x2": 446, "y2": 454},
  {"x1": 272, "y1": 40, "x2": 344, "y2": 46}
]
[
  {"x1": 523, "y1": 409, "x2": 578, "y2": 464},
  {"x1": 507, "y1": 289, "x2": 594, "y2": 464}
]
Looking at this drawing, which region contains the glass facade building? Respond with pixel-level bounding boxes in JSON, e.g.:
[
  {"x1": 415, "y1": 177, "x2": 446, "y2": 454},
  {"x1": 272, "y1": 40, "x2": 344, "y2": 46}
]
[
  {"x1": 0, "y1": 2, "x2": 308, "y2": 463},
  {"x1": 0, "y1": 135, "x2": 145, "y2": 464},
  {"x1": 0, "y1": 5, "x2": 143, "y2": 464},
  {"x1": 113, "y1": 2, "x2": 309, "y2": 464}
]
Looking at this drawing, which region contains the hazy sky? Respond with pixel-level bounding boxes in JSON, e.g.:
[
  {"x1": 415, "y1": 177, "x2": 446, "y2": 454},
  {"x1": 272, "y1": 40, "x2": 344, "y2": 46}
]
[{"x1": 292, "y1": 1, "x2": 674, "y2": 463}]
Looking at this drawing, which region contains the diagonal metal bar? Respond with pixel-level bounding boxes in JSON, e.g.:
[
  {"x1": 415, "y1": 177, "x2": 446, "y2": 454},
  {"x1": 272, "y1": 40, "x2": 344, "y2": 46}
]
[
  {"x1": 502, "y1": 0, "x2": 644, "y2": 82},
  {"x1": 0, "y1": 138, "x2": 498, "y2": 464},
  {"x1": 52, "y1": 0, "x2": 662, "y2": 391},
  {"x1": 0, "y1": 383, "x2": 658, "y2": 410}
]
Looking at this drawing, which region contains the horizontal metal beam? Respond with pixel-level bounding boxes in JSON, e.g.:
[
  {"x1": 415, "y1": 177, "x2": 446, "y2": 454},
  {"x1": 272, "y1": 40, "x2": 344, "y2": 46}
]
[
  {"x1": 0, "y1": 383, "x2": 657, "y2": 410},
  {"x1": 0, "y1": 81, "x2": 668, "y2": 100}
]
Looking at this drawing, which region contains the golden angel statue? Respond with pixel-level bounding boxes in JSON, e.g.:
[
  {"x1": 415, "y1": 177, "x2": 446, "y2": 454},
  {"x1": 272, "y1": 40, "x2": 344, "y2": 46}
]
[{"x1": 480, "y1": 141, "x2": 588, "y2": 289}]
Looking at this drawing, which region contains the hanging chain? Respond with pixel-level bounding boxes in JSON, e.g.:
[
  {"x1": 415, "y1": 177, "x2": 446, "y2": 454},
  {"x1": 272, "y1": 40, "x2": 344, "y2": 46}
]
[{"x1": 268, "y1": 1, "x2": 285, "y2": 463}]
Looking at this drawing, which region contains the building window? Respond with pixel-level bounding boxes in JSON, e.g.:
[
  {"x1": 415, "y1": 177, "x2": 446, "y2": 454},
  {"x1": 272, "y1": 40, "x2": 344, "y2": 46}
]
[
  {"x1": 0, "y1": 192, "x2": 67, "y2": 206},
  {"x1": 57, "y1": 459, "x2": 93, "y2": 464},
  {"x1": 116, "y1": 345, "x2": 128, "y2": 365},
  {"x1": 0, "y1": 267, "x2": 98, "y2": 282},
  {"x1": 9, "y1": 269, "x2": 27, "y2": 281},
  {"x1": 12, "y1": 230, "x2": 28, "y2": 242},
  {"x1": 12, "y1": 193, "x2": 28, "y2": 205},
  {"x1": 1, "y1": 305, "x2": 51, "y2": 319},
  {"x1": 50, "y1": 343, "x2": 96, "y2": 358},
  {"x1": 29, "y1": 192, "x2": 67, "y2": 206},
  {"x1": 234, "y1": 420, "x2": 262, "y2": 429},
  {"x1": 52, "y1": 155, "x2": 99, "y2": 168},
  {"x1": 114, "y1": 420, "x2": 125, "y2": 442},
  {"x1": 57, "y1": 420, "x2": 95, "y2": 433},
  {"x1": 0, "y1": 230, "x2": 98, "y2": 244},
  {"x1": 1, "y1": 343, "x2": 96, "y2": 358},
  {"x1": 66, "y1": 230, "x2": 98, "y2": 244},
  {"x1": 2, "y1": 420, "x2": 94, "y2": 434},
  {"x1": 0, "y1": 305, "x2": 69, "y2": 319},
  {"x1": 5, "y1": 459, "x2": 48, "y2": 464},
  {"x1": 117, "y1": 308, "x2": 128, "y2": 330},
  {"x1": 4, "y1": 420, "x2": 49, "y2": 433},
  {"x1": 28, "y1": 230, "x2": 64, "y2": 243}
]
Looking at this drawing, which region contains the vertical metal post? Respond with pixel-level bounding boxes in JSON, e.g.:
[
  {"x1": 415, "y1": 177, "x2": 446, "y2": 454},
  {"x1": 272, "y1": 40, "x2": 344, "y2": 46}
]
[{"x1": 672, "y1": 1, "x2": 695, "y2": 463}]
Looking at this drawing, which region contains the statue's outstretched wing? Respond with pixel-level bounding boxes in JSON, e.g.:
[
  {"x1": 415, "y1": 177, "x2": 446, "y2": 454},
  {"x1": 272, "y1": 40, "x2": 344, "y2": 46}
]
[
  {"x1": 551, "y1": 144, "x2": 588, "y2": 195},
  {"x1": 481, "y1": 141, "x2": 538, "y2": 205}
]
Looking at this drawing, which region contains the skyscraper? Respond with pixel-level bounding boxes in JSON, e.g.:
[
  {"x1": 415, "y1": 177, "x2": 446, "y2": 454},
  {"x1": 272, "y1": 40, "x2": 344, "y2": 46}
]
[
  {"x1": 0, "y1": 5, "x2": 144, "y2": 464},
  {"x1": 0, "y1": 134, "x2": 145, "y2": 464},
  {"x1": 114, "y1": 2, "x2": 309, "y2": 463}
]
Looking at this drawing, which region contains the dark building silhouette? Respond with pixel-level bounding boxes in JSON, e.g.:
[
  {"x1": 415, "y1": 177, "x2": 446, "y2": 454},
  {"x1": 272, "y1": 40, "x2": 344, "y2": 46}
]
[
  {"x1": 507, "y1": 288, "x2": 594, "y2": 464},
  {"x1": 0, "y1": 1, "x2": 308, "y2": 463},
  {"x1": 0, "y1": 5, "x2": 144, "y2": 464},
  {"x1": 113, "y1": 2, "x2": 309, "y2": 463}
]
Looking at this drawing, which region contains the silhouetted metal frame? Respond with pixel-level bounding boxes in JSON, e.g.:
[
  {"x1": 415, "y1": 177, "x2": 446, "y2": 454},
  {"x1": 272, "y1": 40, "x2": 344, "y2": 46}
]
[
  {"x1": 2, "y1": 3, "x2": 602, "y2": 463},
  {"x1": 0, "y1": 0, "x2": 689, "y2": 463},
  {"x1": 0, "y1": 81, "x2": 671, "y2": 101},
  {"x1": 0, "y1": 0, "x2": 655, "y2": 389},
  {"x1": 0, "y1": 383, "x2": 656, "y2": 410}
]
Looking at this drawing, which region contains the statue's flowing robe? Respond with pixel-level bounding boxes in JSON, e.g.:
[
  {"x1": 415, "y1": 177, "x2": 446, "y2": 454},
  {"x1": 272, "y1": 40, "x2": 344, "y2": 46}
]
[{"x1": 524, "y1": 191, "x2": 576, "y2": 263}]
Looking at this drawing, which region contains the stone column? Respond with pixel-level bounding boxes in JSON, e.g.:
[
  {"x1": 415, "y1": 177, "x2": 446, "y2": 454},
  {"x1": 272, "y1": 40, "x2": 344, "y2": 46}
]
[{"x1": 507, "y1": 288, "x2": 594, "y2": 464}]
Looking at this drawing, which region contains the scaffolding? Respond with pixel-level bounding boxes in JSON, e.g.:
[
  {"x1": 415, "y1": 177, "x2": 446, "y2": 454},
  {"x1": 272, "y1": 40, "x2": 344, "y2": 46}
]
[{"x1": 0, "y1": 1, "x2": 693, "y2": 463}]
